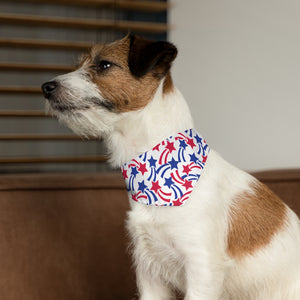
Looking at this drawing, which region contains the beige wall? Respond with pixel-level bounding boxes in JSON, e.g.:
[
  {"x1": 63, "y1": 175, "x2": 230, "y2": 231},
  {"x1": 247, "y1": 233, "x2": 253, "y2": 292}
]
[{"x1": 169, "y1": 0, "x2": 300, "y2": 171}]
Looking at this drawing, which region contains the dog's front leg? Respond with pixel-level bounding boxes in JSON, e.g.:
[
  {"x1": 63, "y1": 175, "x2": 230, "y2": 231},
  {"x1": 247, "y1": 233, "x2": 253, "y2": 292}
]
[
  {"x1": 183, "y1": 255, "x2": 225, "y2": 300},
  {"x1": 136, "y1": 267, "x2": 173, "y2": 300},
  {"x1": 178, "y1": 231, "x2": 225, "y2": 300},
  {"x1": 128, "y1": 220, "x2": 174, "y2": 300}
]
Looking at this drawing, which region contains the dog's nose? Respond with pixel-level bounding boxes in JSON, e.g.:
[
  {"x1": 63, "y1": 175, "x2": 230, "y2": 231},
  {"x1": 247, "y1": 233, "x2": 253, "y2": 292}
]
[{"x1": 41, "y1": 81, "x2": 58, "y2": 99}]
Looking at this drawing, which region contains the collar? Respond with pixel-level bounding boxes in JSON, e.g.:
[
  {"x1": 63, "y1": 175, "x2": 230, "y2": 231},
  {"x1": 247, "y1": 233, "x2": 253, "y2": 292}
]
[{"x1": 121, "y1": 129, "x2": 209, "y2": 206}]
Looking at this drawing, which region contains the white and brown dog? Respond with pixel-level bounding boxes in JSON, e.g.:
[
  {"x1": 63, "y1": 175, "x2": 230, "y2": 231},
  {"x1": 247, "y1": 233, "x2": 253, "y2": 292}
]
[{"x1": 42, "y1": 35, "x2": 300, "y2": 300}]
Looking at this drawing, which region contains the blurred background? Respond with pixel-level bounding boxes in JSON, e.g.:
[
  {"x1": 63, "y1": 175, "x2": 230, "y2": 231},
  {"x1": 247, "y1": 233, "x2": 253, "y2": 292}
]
[
  {"x1": 0, "y1": 0, "x2": 299, "y2": 173},
  {"x1": 170, "y1": 0, "x2": 300, "y2": 171},
  {"x1": 0, "y1": 0, "x2": 167, "y2": 173}
]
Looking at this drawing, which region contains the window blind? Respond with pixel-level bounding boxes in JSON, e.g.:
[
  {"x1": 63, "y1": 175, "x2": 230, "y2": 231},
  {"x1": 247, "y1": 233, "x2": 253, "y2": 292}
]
[{"x1": 0, "y1": 0, "x2": 168, "y2": 173}]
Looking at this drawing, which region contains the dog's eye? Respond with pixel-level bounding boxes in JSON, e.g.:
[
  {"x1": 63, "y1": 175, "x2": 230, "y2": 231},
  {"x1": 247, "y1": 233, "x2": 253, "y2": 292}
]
[{"x1": 96, "y1": 60, "x2": 112, "y2": 72}]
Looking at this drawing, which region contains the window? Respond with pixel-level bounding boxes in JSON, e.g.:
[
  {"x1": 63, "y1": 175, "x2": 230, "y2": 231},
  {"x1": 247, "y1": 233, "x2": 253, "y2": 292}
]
[{"x1": 0, "y1": 0, "x2": 168, "y2": 173}]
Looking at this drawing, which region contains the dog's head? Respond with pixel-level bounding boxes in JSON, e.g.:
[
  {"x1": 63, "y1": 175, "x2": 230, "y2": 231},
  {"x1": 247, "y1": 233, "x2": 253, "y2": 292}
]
[{"x1": 41, "y1": 34, "x2": 177, "y2": 137}]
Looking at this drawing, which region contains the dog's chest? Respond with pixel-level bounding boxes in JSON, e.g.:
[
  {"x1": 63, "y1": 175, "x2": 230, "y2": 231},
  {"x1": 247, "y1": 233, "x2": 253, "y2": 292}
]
[{"x1": 127, "y1": 208, "x2": 186, "y2": 287}]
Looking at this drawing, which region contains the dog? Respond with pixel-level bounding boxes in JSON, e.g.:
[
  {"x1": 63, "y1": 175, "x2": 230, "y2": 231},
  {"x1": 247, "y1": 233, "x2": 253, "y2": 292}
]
[{"x1": 42, "y1": 34, "x2": 300, "y2": 299}]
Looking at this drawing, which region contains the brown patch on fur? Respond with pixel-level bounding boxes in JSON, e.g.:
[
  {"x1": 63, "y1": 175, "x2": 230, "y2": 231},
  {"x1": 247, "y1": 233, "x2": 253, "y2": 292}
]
[
  {"x1": 163, "y1": 71, "x2": 174, "y2": 94},
  {"x1": 82, "y1": 36, "x2": 163, "y2": 112},
  {"x1": 227, "y1": 180, "x2": 287, "y2": 259},
  {"x1": 78, "y1": 35, "x2": 177, "y2": 112}
]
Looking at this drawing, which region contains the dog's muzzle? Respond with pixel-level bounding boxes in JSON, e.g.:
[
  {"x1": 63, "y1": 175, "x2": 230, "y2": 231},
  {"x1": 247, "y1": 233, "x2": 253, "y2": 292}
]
[{"x1": 41, "y1": 81, "x2": 58, "y2": 99}]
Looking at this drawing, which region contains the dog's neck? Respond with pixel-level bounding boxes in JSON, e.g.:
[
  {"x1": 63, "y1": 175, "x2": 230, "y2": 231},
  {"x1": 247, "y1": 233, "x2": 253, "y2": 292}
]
[{"x1": 106, "y1": 80, "x2": 194, "y2": 168}]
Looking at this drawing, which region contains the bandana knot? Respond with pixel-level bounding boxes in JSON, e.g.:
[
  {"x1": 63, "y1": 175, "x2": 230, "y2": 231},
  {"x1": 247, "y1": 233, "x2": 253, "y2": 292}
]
[{"x1": 121, "y1": 129, "x2": 209, "y2": 206}]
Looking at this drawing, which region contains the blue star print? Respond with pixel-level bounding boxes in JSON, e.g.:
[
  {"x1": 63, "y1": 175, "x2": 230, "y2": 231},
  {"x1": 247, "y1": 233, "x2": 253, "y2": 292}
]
[
  {"x1": 138, "y1": 180, "x2": 147, "y2": 193},
  {"x1": 164, "y1": 176, "x2": 174, "y2": 188},
  {"x1": 179, "y1": 139, "x2": 187, "y2": 149},
  {"x1": 148, "y1": 156, "x2": 157, "y2": 167},
  {"x1": 131, "y1": 166, "x2": 139, "y2": 177},
  {"x1": 189, "y1": 153, "x2": 198, "y2": 164},
  {"x1": 195, "y1": 135, "x2": 203, "y2": 145},
  {"x1": 169, "y1": 157, "x2": 179, "y2": 170}
]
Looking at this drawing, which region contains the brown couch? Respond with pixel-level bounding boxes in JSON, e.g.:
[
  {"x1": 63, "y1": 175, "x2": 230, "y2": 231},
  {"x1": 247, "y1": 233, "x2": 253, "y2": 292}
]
[{"x1": 0, "y1": 170, "x2": 299, "y2": 300}]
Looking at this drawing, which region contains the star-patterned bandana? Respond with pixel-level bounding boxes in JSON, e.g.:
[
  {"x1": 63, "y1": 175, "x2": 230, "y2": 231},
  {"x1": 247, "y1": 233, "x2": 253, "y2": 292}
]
[{"x1": 121, "y1": 129, "x2": 209, "y2": 206}]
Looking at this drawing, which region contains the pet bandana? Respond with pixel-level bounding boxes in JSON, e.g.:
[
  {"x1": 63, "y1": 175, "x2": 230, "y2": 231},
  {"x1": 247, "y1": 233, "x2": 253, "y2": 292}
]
[{"x1": 121, "y1": 129, "x2": 209, "y2": 206}]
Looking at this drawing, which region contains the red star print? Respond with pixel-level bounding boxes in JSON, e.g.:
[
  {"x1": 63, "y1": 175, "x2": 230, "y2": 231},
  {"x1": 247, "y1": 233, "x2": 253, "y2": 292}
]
[
  {"x1": 186, "y1": 138, "x2": 196, "y2": 148},
  {"x1": 150, "y1": 180, "x2": 161, "y2": 193},
  {"x1": 138, "y1": 163, "x2": 147, "y2": 175},
  {"x1": 172, "y1": 199, "x2": 182, "y2": 206},
  {"x1": 202, "y1": 155, "x2": 207, "y2": 163},
  {"x1": 165, "y1": 141, "x2": 176, "y2": 153},
  {"x1": 182, "y1": 179, "x2": 193, "y2": 190},
  {"x1": 182, "y1": 165, "x2": 191, "y2": 175},
  {"x1": 122, "y1": 168, "x2": 128, "y2": 179}
]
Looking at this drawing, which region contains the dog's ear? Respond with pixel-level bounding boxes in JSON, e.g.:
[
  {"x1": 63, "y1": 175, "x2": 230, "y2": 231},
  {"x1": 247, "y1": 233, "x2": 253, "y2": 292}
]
[{"x1": 128, "y1": 34, "x2": 177, "y2": 78}]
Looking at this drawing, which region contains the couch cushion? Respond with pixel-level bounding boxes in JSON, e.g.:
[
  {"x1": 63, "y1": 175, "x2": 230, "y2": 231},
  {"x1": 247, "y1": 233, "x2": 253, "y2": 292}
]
[
  {"x1": 0, "y1": 173, "x2": 135, "y2": 300},
  {"x1": 253, "y1": 169, "x2": 300, "y2": 217},
  {"x1": 0, "y1": 170, "x2": 298, "y2": 300}
]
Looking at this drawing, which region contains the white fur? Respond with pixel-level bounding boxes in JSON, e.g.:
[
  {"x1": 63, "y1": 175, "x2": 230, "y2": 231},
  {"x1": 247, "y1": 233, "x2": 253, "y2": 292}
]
[
  {"x1": 47, "y1": 62, "x2": 300, "y2": 300},
  {"x1": 46, "y1": 66, "x2": 120, "y2": 138}
]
